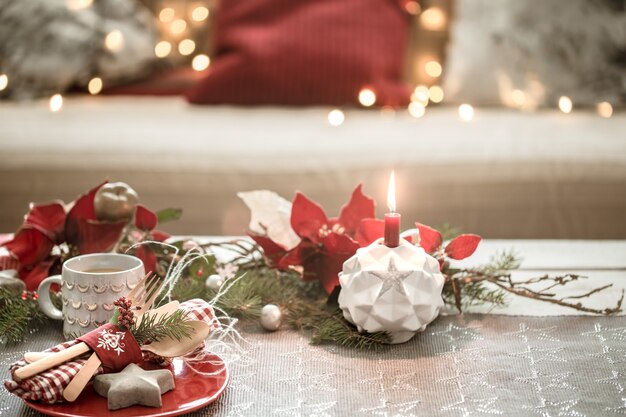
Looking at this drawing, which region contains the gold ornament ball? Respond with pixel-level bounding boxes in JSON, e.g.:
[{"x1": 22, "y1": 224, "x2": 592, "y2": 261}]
[
  {"x1": 260, "y1": 304, "x2": 282, "y2": 331},
  {"x1": 94, "y1": 182, "x2": 139, "y2": 222}
]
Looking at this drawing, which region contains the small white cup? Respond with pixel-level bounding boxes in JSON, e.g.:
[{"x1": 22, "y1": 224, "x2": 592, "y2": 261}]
[{"x1": 38, "y1": 253, "x2": 144, "y2": 340}]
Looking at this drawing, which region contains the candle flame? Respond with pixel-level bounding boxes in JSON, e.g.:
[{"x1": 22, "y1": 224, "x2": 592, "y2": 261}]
[{"x1": 387, "y1": 171, "x2": 396, "y2": 213}]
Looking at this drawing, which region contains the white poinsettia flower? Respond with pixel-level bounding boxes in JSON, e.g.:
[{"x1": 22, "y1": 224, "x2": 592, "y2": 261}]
[{"x1": 238, "y1": 190, "x2": 301, "y2": 250}]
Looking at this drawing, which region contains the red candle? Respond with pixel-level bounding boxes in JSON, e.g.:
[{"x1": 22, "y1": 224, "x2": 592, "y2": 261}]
[{"x1": 384, "y1": 171, "x2": 401, "y2": 247}]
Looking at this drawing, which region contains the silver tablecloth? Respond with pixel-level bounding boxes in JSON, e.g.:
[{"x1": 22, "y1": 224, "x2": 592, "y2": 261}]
[{"x1": 2, "y1": 315, "x2": 625, "y2": 416}]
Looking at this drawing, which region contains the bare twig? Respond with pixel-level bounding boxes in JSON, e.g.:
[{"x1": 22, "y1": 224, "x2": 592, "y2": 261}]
[{"x1": 450, "y1": 267, "x2": 623, "y2": 315}]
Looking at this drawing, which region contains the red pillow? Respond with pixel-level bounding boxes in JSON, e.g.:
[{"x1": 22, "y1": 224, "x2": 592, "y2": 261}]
[{"x1": 186, "y1": 0, "x2": 412, "y2": 107}]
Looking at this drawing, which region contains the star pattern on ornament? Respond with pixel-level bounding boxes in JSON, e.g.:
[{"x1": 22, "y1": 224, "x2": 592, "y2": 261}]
[
  {"x1": 509, "y1": 346, "x2": 566, "y2": 366},
  {"x1": 598, "y1": 370, "x2": 625, "y2": 393},
  {"x1": 441, "y1": 395, "x2": 503, "y2": 416},
  {"x1": 505, "y1": 323, "x2": 560, "y2": 343},
  {"x1": 369, "y1": 257, "x2": 413, "y2": 297},
  {"x1": 515, "y1": 370, "x2": 575, "y2": 393},
  {"x1": 523, "y1": 399, "x2": 584, "y2": 417}
]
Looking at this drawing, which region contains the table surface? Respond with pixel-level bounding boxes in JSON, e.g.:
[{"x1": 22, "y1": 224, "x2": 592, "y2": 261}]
[{"x1": 3, "y1": 239, "x2": 626, "y2": 416}]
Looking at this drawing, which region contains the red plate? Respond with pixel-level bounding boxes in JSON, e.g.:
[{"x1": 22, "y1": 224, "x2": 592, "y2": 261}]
[{"x1": 24, "y1": 354, "x2": 229, "y2": 417}]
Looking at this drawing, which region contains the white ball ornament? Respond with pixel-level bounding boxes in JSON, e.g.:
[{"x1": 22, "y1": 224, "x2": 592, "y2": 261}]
[
  {"x1": 260, "y1": 304, "x2": 282, "y2": 331},
  {"x1": 338, "y1": 238, "x2": 445, "y2": 344},
  {"x1": 205, "y1": 274, "x2": 224, "y2": 290}
]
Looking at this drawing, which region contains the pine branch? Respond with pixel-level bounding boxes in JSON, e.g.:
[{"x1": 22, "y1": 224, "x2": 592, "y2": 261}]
[
  {"x1": 443, "y1": 250, "x2": 623, "y2": 315},
  {"x1": 309, "y1": 310, "x2": 391, "y2": 349},
  {"x1": 130, "y1": 309, "x2": 195, "y2": 345},
  {"x1": 443, "y1": 281, "x2": 507, "y2": 311},
  {"x1": 123, "y1": 240, "x2": 623, "y2": 350},
  {"x1": 0, "y1": 289, "x2": 44, "y2": 344}
]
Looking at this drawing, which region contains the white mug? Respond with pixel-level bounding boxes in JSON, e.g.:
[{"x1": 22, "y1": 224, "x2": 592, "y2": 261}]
[{"x1": 37, "y1": 253, "x2": 144, "y2": 340}]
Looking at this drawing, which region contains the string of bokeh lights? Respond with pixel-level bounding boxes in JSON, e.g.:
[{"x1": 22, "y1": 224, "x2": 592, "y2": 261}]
[{"x1": 0, "y1": 0, "x2": 615, "y2": 121}]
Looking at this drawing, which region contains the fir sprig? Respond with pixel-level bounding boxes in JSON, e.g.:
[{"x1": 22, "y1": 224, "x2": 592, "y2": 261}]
[
  {"x1": 442, "y1": 250, "x2": 517, "y2": 311},
  {"x1": 0, "y1": 289, "x2": 44, "y2": 345},
  {"x1": 182, "y1": 263, "x2": 392, "y2": 349},
  {"x1": 443, "y1": 250, "x2": 623, "y2": 315},
  {"x1": 309, "y1": 310, "x2": 391, "y2": 349},
  {"x1": 130, "y1": 309, "x2": 195, "y2": 346}
]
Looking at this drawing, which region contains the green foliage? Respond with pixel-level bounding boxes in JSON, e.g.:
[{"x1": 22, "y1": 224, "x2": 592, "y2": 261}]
[
  {"x1": 438, "y1": 223, "x2": 464, "y2": 241},
  {"x1": 441, "y1": 250, "x2": 520, "y2": 311},
  {"x1": 174, "y1": 261, "x2": 392, "y2": 349},
  {"x1": 7, "y1": 238, "x2": 617, "y2": 349},
  {"x1": 442, "y1": 281, "x2": 507, "y2": 311},
  {"x1": 476, "y1": 249, "x2": 521, "y2": 275},
  {"x1": 130, "y1": 309, "x2": 194, "y2": 346},
  {"x1": 310, "y1": 310, "x2": 391, "y2": 349},
  {"x1": 187, "y1": 255, "x2": 216, "y2": 280},
  {"x1": 286, "y1": 302, "x2": 390, "y2": 349},
  {"x1": 156, "y1": 208, "x2": 183, "y2": 224},
  {"x1": 208, "y1": 268, "x2": 301, "y2": 320},
  {"x1": 170, "y1": 275, "x2": 209, "y2": 303},
  {"x1": 0, "y1": 289, "x2": 44, "y2": 345}
]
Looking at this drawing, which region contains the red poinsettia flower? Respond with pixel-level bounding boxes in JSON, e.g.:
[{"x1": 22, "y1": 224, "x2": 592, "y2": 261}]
[
  {"x1": 150, "y1": 230, "x2": 171, "y2": 242},
  {"x1": 279, "y1": 231, "x2": 360, "y2": 294},
  {"x1": 65, "y1": 182, "x2": 127, "y2": 254},
  {"x1": 132, "y1": 204, "x2": 164, "y2": 274},
  {"x1": 249, "y1": 234, "x2": 288, "y2": 266},
  {"x1": 252, "y1": 185, "x2": 376, "y2": 295},
  {"x1": 355, "y1": 218, "x2": 385, "y2": 247},
  {"x1": 415, "y1": 222, "x2": 482, "y2": 266},
  {"x1": 19, "y1": 259, "x2": 59, "y2": 291},
  {"x1": 2, "y1": 182, "x2": 170, "y2": 290},
  {"x1": 135, "y1": 245, "x2": 158, "y2": 275},
  {"x1": 2, "y1": 202, "x2": 67, "y2": 290},
  {"x1": 135, "y1": 204, "x2": 158, "y2": 231}
]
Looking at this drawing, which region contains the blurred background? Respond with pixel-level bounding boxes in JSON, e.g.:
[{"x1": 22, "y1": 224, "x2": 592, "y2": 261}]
[{"x1": 0, "y1": 0, "x2": 625, "y2": 238}]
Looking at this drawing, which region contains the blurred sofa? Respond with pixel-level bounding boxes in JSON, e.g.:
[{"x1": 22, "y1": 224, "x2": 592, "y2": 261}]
[{"x1": 0, "y1": 96, "x2": 625, "y2": 239}]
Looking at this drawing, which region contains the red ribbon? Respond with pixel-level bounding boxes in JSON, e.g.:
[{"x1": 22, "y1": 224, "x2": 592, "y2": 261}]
[{"x1": 77, "y1": 323, "x2": 143, "y2": 372}]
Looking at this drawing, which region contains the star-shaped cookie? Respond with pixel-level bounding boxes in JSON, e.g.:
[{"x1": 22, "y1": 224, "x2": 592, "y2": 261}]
[{"x1": 93, "y1": 363, "x2": 175, "y2": 410}]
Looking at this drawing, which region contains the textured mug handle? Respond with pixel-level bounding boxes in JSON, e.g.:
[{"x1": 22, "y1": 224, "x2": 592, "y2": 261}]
[{"x1": 37, "y1": 275, "x2": 63, "y2": 320}]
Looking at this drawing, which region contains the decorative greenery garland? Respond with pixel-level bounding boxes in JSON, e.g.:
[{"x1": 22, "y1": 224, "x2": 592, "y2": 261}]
[
  {"x1": 167, "y1": 236, "x2": 622, "y2": 350},
  {"x1": 0, "y1": 182, "x2": 622, "y2": 349},
  {"x1": 1, "y1": 236, "x2": 622, "y2": 348}
]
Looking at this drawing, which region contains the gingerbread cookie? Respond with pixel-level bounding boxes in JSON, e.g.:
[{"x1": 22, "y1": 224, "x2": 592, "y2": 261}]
[{"x1": 93, "y1": 363, "x2": 175, "y2": 410}]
